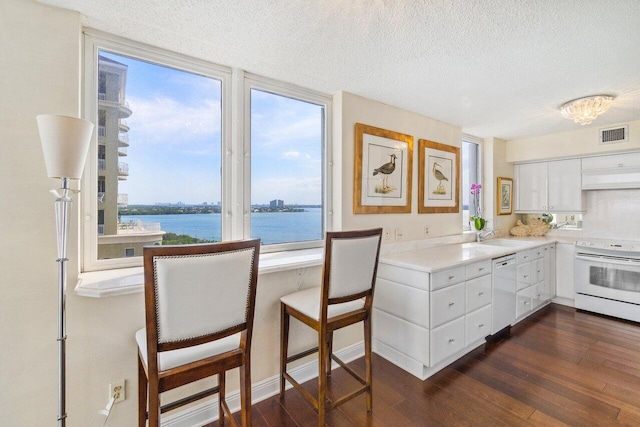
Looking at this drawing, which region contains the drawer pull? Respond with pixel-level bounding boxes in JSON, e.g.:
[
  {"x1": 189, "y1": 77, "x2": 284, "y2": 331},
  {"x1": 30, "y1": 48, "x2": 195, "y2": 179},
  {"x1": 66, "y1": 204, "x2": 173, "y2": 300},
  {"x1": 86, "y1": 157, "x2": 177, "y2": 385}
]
[
  {"x1": 448, "y1": 302, "x2": 455, "y2": 306},
  {"x1": 479, "y1": 267, "x2": 485, "y2": 271},
  {"x1": 449, "y1": 275, "x2": 455, "y2": 280},
  {"x1": 478, "y1": 324, "x2": 485, "y2": 328},
  {"x1": 524, "y1": 301, "x2": 529, "y2": 305},
  {"x1": 523, "y1": 256, "x2": 528, "y2": 259},
  {"x1": 448, "y1": 338, "x2": 456, "y2": 343},
  {"x1": 478, "y1": 292, "x2": 484, "y2": 296},
  {"x1": 523, "y1": 275, "x2": 528, "y2": 278}
]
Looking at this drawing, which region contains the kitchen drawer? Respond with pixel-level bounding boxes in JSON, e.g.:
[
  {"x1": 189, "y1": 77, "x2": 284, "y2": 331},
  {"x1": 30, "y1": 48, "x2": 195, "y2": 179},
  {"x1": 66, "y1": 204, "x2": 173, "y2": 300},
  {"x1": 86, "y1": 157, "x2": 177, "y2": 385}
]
[
  {"x1": 531, "y1": 282, "x2": 546, "y2": 310},
  {"x1": 516, "y1": 249, "x2": 536, "y2": 264},
  {"x1": 516, "y1": 286, "x2": 532, "y2": 319},
  {"x1": 534, "y1": 258, "x2": 544, "y2": 283},
  {"x1": 532, "y1": 247, "x2": 545, "y2": 259},
  {"x1": 377, "y1": 262, "x2": 429, "y2": 290},
  {"x1": 466, "y1": 305, "x2": 491, "y2": 346},
  {"x1": 374, "y1": 277, "x2": 430, "y2": 328},
  {"x1": 430, "y1": 282, "x2": 466, "y2": 328},
  {"x1": 517, "y1": 262, "x2": 532, "y2": 289},
  {"x1": 431, "y1": 265, "x2": 466, "y2": 291},
  {"x1": 430, "y1": 316, "x2": 465, "y2": 366},
  {"x1": 373, "y1": 308, "x2": 429, "y2": 365},
  {"x1": 465, "y1": 259, "x2": 491, "y2": 280},
  {"x1": 466, "y1": 274, "x2": 492, "y2": 312}
]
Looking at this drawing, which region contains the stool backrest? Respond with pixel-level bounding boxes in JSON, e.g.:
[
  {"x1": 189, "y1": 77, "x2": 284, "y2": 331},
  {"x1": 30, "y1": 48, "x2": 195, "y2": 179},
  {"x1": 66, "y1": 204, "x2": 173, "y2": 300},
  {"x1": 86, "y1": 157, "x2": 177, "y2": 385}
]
[
  {"x1": 143, "y1": 240, "x2": 260, "y2": 354},
  {"x1": 323, "y1": 228, "x2": 383, "y2": 304}
]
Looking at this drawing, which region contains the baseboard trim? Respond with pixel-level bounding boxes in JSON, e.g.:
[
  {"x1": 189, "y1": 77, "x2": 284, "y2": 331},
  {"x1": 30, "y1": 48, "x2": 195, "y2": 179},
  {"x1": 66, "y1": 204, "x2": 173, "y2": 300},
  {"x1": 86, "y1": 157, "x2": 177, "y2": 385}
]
[{"x1": 161, "y1": 341, "x2": 365, "y2": 427}]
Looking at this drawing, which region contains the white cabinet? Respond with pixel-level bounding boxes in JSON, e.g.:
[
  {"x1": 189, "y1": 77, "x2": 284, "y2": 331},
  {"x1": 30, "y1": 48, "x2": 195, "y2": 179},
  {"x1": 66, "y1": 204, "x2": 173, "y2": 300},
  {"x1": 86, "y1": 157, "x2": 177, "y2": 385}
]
[
  {"x1": 514, "y1": 245, "x2": 552, "y2": 321},
  {"x1": 555, "y1": 243, "x2": 575, "y2": 302},
  {"x1": 582, "y1": 152, "x2": 640, "y2": 190},
  {"x1": 515, "y1": 159, "x2": 584, "y2": 213},
  {"x1": 373, "y1": 258, "x2": 492, "y2": 379}
]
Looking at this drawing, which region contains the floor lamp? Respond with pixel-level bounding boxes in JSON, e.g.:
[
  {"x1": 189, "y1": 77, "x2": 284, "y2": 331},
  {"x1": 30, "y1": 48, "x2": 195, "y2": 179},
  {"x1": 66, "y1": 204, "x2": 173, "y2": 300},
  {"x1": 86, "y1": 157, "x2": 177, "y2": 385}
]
[{"x1": 37, "y1": 115, "x2": 94, "y2": 426}]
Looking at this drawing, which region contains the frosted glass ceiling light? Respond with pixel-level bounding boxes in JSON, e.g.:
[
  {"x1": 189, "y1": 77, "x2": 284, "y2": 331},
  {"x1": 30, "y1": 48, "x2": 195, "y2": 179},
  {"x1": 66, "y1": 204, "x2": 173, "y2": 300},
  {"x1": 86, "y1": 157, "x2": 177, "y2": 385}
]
[{"x1": 560, "y1": 95, "x2": 615, "y2": 125}]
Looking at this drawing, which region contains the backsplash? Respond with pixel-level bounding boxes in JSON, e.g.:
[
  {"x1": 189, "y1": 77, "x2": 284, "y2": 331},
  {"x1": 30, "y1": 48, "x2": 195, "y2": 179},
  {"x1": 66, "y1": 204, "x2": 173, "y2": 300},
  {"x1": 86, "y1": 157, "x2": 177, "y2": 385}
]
[{"x1": 582, "y1": 189, "x2": 640, "y2": 240}]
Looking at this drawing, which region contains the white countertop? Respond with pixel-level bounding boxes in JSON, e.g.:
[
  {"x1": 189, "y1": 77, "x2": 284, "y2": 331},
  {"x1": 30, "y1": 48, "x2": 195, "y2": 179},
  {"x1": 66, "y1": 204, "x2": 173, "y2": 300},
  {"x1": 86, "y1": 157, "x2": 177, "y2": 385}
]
[{"x1": 379, "y1": 236, "x2": 572, "y2": 273}]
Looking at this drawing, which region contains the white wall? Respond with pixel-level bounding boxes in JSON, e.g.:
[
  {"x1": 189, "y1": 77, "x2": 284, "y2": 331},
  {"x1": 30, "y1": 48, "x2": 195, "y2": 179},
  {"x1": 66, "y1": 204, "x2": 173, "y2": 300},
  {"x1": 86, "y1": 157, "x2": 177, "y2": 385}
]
[
  {"x1": 334, "y1": 92, "x2": 464, "y2": 242},
  {"x1": 505, "y1": 119, "x2": 640, "y2": 163},
  {"x1": 0, "y1": 0, "x2": 83, "y2": 425},
  {"x1": 483, "y1": 138, "x2": 517, "y2": 236}
]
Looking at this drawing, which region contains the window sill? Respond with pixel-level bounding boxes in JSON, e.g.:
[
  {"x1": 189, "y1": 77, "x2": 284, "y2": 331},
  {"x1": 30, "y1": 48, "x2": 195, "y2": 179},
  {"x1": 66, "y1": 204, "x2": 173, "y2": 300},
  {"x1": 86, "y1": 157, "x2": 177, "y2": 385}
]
[{"x1": 75, "y1": 247, "x2": 324, "y2": 298}]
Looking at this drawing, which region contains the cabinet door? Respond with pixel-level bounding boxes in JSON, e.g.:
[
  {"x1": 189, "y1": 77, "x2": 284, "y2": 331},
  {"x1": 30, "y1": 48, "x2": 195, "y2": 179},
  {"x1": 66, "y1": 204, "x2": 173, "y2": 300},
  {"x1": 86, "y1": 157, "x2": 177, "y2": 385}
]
[
  {"x1": 515, "y1": 162, "x2": 547, "y2": 212},
  {"x1": 544, "y1": 244, "x2": 556, "y2": 299},
  {"x1": 547, "y1": 159, "x2": 583, "y2": 212},
  {"x1": 517, "y1": 262, "x2": 532, "y2": 289},
  {"x1": 556, "y1": 243, "x2": 575, "y2": 300},
  {"x1": 516, "y1": 287, "x2": 532, "y2": 318},
  {"x1": 534, "y1": 258, "x2": 544, "y2": 283}
]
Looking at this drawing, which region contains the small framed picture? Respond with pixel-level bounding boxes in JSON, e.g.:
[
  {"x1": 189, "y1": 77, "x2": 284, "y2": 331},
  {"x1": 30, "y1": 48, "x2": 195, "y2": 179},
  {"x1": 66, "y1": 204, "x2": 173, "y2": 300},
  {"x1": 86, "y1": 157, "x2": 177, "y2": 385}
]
[
  {"x1": 497, "y1": 177, "x2": 513, "y2": 215},
  {"x1": 353, "y1": 123, "x2": 413, "y2": 214},
  {"x1": 418, "y1": 139, "x2": 460, "y2": 213}
]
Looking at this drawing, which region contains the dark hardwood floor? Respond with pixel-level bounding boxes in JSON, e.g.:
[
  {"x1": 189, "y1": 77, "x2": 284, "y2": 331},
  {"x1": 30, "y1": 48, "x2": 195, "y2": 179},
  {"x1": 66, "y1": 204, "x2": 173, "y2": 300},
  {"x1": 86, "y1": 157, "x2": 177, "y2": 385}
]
[{"x1": 211, "y1": 304, "x2": 640, "y2": 426}]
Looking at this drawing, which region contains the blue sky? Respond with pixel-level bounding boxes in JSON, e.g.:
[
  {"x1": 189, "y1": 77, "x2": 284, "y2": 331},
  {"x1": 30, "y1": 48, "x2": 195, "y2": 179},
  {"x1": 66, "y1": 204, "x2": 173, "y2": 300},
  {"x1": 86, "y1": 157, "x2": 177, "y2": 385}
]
[{"x1": 102, "y1": 51, "x2": 323, "y2": 205}]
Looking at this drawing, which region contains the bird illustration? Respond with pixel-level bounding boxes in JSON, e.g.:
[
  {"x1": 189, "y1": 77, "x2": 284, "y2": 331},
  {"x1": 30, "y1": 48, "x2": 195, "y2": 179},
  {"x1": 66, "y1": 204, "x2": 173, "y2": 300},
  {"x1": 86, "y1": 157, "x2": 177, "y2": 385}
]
[
  {"x1": 373, "y1": 154, "x2": 397, "y2": 190},
  {"x1": 432, "y1": 162, "x2": 448, "y2": 194}
]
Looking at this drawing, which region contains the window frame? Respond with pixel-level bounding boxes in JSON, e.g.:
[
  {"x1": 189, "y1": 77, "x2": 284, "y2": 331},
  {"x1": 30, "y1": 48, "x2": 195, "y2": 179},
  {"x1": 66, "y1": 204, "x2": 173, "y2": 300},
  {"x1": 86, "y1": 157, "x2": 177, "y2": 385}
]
[
  {"x1": 81, "y1": 31, "x2": 332, "y2": 271},
  {"x1": 82, "y1": 30, "x2": 232, "y2": 271},
  {"x1": 461, "y1": 134, "x2": 483, "y2": 231},
  {"x1": 242, "y1": 73, "x2": 332, "y2": 253}
]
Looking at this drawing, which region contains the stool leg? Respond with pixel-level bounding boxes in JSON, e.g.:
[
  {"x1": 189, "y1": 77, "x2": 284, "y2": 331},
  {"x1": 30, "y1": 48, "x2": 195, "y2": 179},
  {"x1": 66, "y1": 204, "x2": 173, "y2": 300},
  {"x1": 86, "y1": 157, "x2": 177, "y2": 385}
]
[
  {"x1": 219, "y1": 372, "x2": 225, "y2": 426},
  {"x1": 138, "y1": 356, "x2": 148, "y2": 427},
  {"x1": 240, "y1": 359, "x2": 252, "y2": 427},
  {"x1": 318, "y1": 328, "x2": 327, "y2": 426},
  {"x1": 364, "y1": 315, "x2": 373, "y2": 412},
  {"x1": 280, "y1": 302, "x2": 289, "y2": 399},
  {"x1": 148, "y1": 377, "x2": 160, "y2": 427},
  {"x1": 326, "y1": 331, "x2": 333, "y2": 377}
]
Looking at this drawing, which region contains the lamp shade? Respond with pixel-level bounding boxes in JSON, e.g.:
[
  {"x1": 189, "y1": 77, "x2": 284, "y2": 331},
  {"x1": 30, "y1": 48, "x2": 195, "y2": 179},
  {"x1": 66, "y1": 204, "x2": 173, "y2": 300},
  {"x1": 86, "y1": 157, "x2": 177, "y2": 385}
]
[{"x1": 37, "y1": 114, "x2": 94, "y2": 179}]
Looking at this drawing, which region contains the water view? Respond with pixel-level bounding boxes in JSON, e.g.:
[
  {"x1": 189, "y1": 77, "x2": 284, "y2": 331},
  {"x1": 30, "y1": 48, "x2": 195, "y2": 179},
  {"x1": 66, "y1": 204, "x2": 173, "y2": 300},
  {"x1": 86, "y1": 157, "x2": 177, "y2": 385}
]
[{"x1": 120, "y1": 207, "x2": 323, "y2": 245}]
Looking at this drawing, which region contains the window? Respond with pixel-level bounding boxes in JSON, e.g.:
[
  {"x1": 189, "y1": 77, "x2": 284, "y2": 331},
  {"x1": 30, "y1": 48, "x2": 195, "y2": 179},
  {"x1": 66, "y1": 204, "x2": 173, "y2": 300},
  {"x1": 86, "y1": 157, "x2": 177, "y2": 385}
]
[
  {"x1": 462, "y1": 136, "x2": 481, "y2": 230},
  {"x1": 246, "y1": 84, "x2": 327, "y2": 249},
  {"x1": 83, "y1": 32, "x2": 331, "y2": 271}
]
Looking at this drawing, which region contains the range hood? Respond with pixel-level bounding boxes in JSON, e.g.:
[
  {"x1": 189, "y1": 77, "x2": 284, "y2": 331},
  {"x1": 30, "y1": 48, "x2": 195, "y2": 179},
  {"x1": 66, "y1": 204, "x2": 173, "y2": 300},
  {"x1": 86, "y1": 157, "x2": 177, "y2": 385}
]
[{"x1": 582, "y1": 152, "x2": 640, "y2": 190}]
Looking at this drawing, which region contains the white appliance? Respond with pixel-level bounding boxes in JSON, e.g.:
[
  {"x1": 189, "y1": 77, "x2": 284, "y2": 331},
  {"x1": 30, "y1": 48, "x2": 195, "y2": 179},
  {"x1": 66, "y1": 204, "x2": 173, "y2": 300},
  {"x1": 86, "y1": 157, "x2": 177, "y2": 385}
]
[
  {"x1": 492, "y1": 255, "x2": 517, "y2": 334},
  {"x1": 575, "y1": 240, "x2": 640, "y2": 322}
]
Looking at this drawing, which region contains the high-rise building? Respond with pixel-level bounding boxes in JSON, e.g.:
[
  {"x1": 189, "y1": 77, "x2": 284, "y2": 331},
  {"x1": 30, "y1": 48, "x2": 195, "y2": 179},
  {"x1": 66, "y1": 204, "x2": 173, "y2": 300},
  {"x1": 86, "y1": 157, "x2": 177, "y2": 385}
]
[
  {"x1": 97, "y1": 55, "x2": 163, "y2": 259},
  {"x1": 269, "y1": 199, "x2": 284, "y2": 209}
]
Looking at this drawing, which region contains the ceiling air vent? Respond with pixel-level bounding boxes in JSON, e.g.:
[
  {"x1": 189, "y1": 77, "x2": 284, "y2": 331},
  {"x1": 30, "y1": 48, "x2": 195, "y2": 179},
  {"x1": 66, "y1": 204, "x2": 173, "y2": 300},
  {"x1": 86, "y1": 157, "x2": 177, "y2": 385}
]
[{"x1": 599, "y1": 125, "x2": 628, "y2": 144}]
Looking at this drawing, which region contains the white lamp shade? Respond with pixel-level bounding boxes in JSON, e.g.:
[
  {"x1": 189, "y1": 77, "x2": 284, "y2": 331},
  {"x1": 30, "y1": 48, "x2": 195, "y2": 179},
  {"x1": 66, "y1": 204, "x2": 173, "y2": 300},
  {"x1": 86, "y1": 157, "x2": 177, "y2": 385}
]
[{"x1": 37, "y1": 114, "x2": 94, "y2": 179}]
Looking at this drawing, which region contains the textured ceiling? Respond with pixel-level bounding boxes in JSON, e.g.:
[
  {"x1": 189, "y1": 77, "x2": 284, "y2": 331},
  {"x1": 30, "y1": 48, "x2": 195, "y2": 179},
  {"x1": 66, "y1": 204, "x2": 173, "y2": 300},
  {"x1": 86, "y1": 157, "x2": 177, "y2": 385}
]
[{"x1": 36, "y1": 0, "x2": 640, "y2": 140}]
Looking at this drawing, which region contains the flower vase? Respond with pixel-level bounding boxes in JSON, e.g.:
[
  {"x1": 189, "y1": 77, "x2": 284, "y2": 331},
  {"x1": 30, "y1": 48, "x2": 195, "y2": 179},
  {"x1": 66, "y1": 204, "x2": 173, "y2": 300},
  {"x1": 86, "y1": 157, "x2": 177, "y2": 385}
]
[{"x1": 472, "y1": 217, "x2": 485, "y2": 231}]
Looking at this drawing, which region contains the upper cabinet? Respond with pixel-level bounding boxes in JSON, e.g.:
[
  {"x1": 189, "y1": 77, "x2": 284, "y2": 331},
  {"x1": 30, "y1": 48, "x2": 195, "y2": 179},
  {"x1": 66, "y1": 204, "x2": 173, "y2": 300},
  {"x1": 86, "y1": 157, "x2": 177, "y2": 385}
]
[
  {"x1": 582, "y1": 152, "x2": 640, "y2": 190},
  {"x1": 515, "y1": 159, "x2": 584, "y2": 213}
]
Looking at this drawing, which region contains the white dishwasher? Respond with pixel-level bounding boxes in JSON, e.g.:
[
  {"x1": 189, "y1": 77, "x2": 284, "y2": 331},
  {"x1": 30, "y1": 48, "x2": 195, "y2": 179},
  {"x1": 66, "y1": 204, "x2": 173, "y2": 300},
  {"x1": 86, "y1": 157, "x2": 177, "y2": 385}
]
[{"x1": 491, "y1": 255, "x2": 516, "y2": 334}]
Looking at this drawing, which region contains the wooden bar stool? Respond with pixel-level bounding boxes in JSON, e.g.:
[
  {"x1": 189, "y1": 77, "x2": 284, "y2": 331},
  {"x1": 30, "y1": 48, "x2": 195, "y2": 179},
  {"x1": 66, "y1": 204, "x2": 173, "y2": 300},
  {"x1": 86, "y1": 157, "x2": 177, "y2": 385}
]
[
  {"x1": 137, "y1": 239, "x2": 260, "y2": 427},
  {"x1": 279, "y1": 228, "x2": 383, "y2": 426}
]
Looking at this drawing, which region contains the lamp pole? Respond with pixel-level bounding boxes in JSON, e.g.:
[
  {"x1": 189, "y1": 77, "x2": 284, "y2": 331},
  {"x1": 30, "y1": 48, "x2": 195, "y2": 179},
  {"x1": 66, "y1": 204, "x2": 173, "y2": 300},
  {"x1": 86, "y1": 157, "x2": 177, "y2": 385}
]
[{"x1": 55, "y1": 177, "x2": 72, "y2": 426}]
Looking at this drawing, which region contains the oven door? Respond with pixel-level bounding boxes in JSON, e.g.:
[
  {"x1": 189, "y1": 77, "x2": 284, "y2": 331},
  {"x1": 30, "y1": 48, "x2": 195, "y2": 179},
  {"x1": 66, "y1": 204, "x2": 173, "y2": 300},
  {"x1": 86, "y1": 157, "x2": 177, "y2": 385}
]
[{"x1": 575, "y1": 252, "x2": 640, "y2": 305}]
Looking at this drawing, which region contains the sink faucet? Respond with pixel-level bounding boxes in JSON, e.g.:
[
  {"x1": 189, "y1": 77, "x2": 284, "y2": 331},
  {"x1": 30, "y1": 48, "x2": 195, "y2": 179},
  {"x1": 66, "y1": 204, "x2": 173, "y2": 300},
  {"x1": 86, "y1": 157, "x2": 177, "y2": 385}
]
[{"x1": 477, "y1": 229, "x2": 495, "y2": 242}]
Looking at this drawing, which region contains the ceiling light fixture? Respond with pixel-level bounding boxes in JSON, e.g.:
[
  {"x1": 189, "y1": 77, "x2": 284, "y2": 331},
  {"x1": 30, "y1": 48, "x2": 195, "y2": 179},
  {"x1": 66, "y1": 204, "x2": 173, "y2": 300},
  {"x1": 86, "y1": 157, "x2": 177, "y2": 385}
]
[{"x1": 560, "y1": 95, "x2": 615, "y2": 125}]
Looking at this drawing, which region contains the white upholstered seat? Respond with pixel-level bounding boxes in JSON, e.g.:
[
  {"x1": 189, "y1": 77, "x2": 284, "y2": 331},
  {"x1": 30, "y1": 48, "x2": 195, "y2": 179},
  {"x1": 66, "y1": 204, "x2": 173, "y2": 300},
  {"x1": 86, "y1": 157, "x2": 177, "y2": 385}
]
[{"x1": 279, "y1": 287, "x2": 364, "y2": 321}]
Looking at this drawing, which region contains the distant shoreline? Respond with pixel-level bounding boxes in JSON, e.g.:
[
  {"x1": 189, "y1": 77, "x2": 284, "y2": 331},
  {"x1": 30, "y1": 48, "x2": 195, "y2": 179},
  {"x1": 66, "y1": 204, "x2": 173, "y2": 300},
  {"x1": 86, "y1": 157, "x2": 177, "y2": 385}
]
[{"x1": 119, "y1": 204, "x2": 320, "y2": 216}]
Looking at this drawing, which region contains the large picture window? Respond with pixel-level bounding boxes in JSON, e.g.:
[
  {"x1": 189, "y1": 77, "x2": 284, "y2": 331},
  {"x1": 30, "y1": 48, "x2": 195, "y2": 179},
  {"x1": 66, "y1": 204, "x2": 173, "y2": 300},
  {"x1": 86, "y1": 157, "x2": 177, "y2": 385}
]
[
  {"x1": 248, "y1": 87, "x2": 326, "y2": 247},
  {"x1": 83, "y1": 33, "x2": 331, "y2": 271}
]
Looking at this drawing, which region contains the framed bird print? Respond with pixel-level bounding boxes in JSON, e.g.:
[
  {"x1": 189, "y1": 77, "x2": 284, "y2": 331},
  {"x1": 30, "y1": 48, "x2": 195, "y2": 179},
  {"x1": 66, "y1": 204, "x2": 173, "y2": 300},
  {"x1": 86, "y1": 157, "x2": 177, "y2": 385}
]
[
  {"x1": 354, "y1": 123, "x2": 413, "y2": 214},
  {"x1": 418, "y1": 139, "x2": 460, "y2": 213}
]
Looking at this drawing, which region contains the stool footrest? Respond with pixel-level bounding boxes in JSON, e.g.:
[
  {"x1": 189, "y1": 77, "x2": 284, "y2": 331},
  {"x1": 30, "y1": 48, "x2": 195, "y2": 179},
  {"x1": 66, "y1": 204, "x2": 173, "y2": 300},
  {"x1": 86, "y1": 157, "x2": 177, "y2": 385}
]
[{"x1": 159, "y1": 385, "x2": 220, "y2": 414}]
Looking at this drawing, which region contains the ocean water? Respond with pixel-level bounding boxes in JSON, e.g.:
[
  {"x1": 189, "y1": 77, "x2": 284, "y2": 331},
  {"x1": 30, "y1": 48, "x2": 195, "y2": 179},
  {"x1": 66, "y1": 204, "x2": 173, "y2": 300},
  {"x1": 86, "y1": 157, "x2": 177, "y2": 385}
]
[{"x1": 120, "y1": 208, "x2": 323, "y2": 244}]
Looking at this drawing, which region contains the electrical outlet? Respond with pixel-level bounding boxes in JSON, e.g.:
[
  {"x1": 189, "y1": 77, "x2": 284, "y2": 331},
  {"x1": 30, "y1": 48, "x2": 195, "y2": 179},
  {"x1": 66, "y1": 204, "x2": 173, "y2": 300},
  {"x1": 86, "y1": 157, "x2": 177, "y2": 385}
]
[
  {"x1": 395, "y1": 228, "x2": 403, "y2": 240},
  {"x1": 109, "y1": 380, "x2": 125, "y2": 403},
  {"x1": 424, "y1": 226, "x2": 429, "y2": 235},
  {"x1": 383, "y1": 229, "x2": 392, "y2": 241}
]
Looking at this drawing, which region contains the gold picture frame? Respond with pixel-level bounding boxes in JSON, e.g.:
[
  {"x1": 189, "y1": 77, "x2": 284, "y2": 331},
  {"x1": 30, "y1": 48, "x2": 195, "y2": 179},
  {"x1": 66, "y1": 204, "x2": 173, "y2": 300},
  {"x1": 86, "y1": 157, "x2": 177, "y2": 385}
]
[
  {"x1": 418, "y1": 139, "x2": 460, "y2": 213},
  {"x1": 353, "y1": 123, "x2": 413, "y2": 214},
  {"x1": 497, "y1": 177, "x2": 513, "y2": 215}
]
